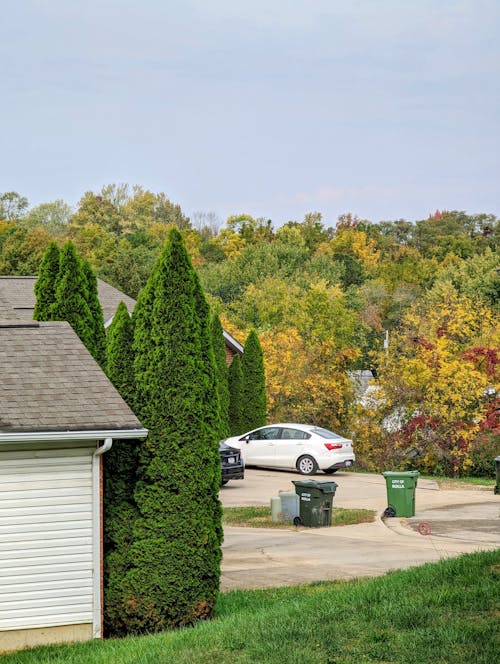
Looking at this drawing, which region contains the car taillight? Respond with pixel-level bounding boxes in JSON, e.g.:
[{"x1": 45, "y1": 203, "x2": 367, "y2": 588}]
[{"x1": 324, "y1": 443, "x2": 343, "y2": 450}]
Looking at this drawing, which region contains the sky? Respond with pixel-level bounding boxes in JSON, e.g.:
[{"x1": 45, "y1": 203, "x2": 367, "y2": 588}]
[{"x1": 1, "y1": 0, "x2": 499, "y2": 227}]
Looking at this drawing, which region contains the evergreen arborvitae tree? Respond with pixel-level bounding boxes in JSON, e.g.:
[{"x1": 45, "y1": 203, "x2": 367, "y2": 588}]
[
  {"x1": 240, "y1": 329, "x2": 267, "y2": 432},
  {"x1": 51, "y1": 241, "x2": 95, "y2": 352},
  {"x1": 103, "y1": 301, "x2": 141, "y2": 634},
  {"x1": 228, "y1": 354, "x2": 244, "y2": 435},
  {"x1": 81, "y1": 259, "x2": 107, "y2": 367},
  {"x1": 210, "y1": 313, "x2": 230, "y2": 440},
  {"x1": 105, "y1": 301, "x2": 136, "y2": 404},
  {"x1": 108, "y1": 228, "x2": 222, "y2": 635},
  {"x1": 33, "y1": 242, "x2": 60, "y2": 320}
]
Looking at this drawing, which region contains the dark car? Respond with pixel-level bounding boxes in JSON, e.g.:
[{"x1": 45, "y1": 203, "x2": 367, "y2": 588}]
[{"x1": 219, "y1": 441, "x2": 244, "y2": 485}]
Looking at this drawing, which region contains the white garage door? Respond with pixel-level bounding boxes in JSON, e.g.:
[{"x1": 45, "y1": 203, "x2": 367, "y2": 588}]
[{"x1": 0, "y1": 446, "x2": 95, "y2": 631}]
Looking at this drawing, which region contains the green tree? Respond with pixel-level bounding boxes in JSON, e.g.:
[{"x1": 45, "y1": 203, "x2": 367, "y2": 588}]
[
  {"x1": 0, "y1": 226, "x2": 53, "y2": 275},
  {"x1": 228, "y1": 355, "x2": 244, "y2": 435},
  {"x1": 0, "y1": 191, "x2": 29, "y2": 221},
  {"x1": 108, "y1": 228, "x2": 222, "y2": 635},
  {"x1": 241, "y1": 329, "x2": 267, "y2": 432},
  {"x1": 21, "y1": 200, "x2": 72, "y2": 236},
  {"x1": 210, "y1": 313, "x2": 230, "y2": 439},
  {"x1": 103, "y1": 301, "x2": 140, "y2": 634},
  {"x1": 81, "y1": 260, "x2": 107, "y2": 367},
  {"x1": 70, "y1": 191, "x2": 121, "y2": 236},
  {"x1": 105, "y1": 301, "x2": 136, "y2": 403},
  {"x1": 98, "y1": 240, "x2": 158, "y2": 298},
  {"x1": 51, "y1": 241, "x2": 95, "y2": 352},
  {"x1": 34, "y1": 242, "x2": 60, "y2": 320}
]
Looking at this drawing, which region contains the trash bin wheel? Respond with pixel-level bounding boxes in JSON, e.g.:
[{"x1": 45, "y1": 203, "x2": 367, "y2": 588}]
[
  {"x1": 296, "y1": 455, "x2": 318, "y2": 475},
  {"x1": 383, "y1": 506, "x2": 396, "y2": 518},
  {"x1": 293, "y1": 516, "x2": 303, "y2": 526}
]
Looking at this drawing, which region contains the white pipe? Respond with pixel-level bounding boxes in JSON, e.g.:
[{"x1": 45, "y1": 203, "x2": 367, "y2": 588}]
[
  {"x1": 93, "y1": 437, "x2": 113, "y2": 457},
  {"x1": 91, "y1": 437, "x2": 113, "y2": 639}
]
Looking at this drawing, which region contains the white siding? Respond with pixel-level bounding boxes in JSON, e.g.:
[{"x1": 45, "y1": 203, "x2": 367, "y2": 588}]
[{"x1": 0, "y1": 447, "x2": 95, "y2": 631}]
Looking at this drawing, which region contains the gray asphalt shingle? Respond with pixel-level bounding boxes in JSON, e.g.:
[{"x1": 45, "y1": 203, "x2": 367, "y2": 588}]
[
  {"x1": 0, "y1": 276, "x2": 136, "y2": 324},
  {"x1": 0, "y1": 321, "x2": 142, "y2": 433}
]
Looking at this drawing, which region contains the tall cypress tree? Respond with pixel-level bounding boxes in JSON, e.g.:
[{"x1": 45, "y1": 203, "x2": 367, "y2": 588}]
[
  {"x1": 33, "y1": 242, "x2": 60, "y2": 320},
  {"x1": 103, "y1": 301, "x2": 140, "y2": 634},
  {"x1": 110, "y1": 228, "x2": 222, "y2": 635},
  {"x1": 51, "y1": 241, "x2": 95, "y2": 353},
  {"x1": 228, "y1": 354, "x2": 244, "y2": 435},
  {"x1": 240, "y1": 329, "x2": 267, "y2": 432},
  {"x1": 81, "y1": 259, "x2": 107, "y2": 367},
  {"x1": 105, "y1": 301, "x2": 136, "y2": 404},
  {"x1": 210, "y1": 313, "x2": 230, "y2": 440}
]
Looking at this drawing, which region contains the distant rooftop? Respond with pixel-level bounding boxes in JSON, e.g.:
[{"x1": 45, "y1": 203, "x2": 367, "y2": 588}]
[
  {"x1": 0, "y1": 276, "x2": 136, "y2": 325},
  {"x1": 0, "y1": 275, "x2": 244, "y2": 353}
]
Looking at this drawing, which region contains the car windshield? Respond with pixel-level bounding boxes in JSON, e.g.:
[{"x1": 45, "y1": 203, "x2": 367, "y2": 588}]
[{"x1": 311, "y1": 427, "x2": 345, "y2": 440}]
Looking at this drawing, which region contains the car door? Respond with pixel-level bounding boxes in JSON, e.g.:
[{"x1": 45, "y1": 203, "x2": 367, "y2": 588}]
[
  {"x1": 241, "y1": 426, "x2": 282, "y2": 467},
  {"x1": 274, "y1": 427, "x2": 310, "y2": 469}
]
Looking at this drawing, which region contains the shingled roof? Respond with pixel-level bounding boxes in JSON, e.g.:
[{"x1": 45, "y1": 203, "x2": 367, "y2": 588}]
[
  {"x1": 0, "y1": 276, "x2": 136, "y2": 325},
  {"x1": 0, "y1": 321, "x2": 143, "y2": 434}
]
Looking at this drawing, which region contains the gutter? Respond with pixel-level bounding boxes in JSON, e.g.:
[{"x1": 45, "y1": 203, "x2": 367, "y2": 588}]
[{"x1": 0, "y1": 428, "x2": 148, "y2": 444}]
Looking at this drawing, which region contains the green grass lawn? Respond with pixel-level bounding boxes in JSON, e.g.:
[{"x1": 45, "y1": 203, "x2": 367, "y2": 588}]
[
  {"x1": 3, "y1": 550, "x2": 499, "y2": 664},
  {"x1": 222, "y1": 505, "x2": 376, "y2": 528}
]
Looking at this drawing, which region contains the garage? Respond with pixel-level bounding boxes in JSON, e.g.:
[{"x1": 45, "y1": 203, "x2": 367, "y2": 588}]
[
  {"x1": 0, "y1": 321, "x2": 147, "y2": 651},
  {"x1": 0, "y1": 445, "x2": 95, "y2": 639}
]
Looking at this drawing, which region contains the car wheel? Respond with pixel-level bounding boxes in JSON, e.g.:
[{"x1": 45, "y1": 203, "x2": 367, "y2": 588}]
[
  {"x1": 323, "y1": 468, "x2": 338, "y2": 475},
  {"x1": 296, "y1": 455, "x2": 318, "y2": 475}
]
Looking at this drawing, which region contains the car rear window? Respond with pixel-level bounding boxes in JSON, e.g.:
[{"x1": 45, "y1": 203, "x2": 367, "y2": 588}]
[
  {"x1": 281, "y1": 428, "x2": 310, "y2": 440},
  {"x1": 311, "y1": 427, "x2": 345, "y2": 440}
]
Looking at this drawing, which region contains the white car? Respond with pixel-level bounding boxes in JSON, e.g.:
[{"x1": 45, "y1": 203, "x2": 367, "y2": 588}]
[{"x1": 222, "y1": 423, "x2": 355, "y2": 475}]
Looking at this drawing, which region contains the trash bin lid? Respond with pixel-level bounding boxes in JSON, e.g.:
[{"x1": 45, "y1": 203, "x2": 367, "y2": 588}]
[
  {"x1": 292, "y1": 480, "x2": 337, "y2": 492},
  {"x1": 382, "y1": 471, "x2": 420, "y2": 477}
]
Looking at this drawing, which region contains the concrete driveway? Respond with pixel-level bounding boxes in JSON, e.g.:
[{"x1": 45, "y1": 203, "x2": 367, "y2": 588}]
[{"x1": 219, "y1": 469, "x2": 500, "y2": 590}]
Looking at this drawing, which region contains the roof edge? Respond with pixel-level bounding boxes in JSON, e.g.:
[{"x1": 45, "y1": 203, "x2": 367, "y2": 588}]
[
  {"x1": 0, "y1": 428, "x2": 148, "y2": 444},
  {"x1": 223, "y1": 330, "x2": 244, "y2": 354}
]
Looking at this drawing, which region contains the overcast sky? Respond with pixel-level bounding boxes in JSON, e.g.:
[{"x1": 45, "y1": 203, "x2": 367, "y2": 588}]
[{"x1": 1, "y1": 1, "x2": 499, "y2": 226}]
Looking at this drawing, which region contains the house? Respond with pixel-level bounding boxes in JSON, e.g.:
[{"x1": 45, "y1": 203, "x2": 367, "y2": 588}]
[
  {"x1": 0, "y1": 276, "x2": 243, "y2": 365},
  {"x1": 0, "y1": 321, "x2": 147, "y2": 652}
]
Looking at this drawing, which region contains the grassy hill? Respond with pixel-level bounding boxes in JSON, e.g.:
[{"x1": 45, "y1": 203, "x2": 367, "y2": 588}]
[{"x1": 3, "y1": 549, "x2": 499, "y2": 664}]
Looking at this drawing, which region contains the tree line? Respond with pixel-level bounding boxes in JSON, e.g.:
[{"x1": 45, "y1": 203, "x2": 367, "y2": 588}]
[{"x1": 2, "y1": 185, "x2": 499, "y2": 478}]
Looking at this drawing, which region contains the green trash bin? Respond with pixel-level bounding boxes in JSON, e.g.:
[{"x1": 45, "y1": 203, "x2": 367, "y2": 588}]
[
  {"x1": 292, "y1": 480, "x2": 337, "y2": 527},
  {"x1": 494, "y1": 456, "x2": 500, "y2": 495},
  {"x1": 382, "y1": 471, "x2": 420, "y2": 518}
]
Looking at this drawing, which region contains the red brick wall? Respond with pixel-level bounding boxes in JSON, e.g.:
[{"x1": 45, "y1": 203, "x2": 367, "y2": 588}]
[{"x1": 225, "y1": 346, "x2": 236, "y2": 366}]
